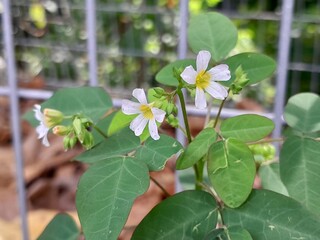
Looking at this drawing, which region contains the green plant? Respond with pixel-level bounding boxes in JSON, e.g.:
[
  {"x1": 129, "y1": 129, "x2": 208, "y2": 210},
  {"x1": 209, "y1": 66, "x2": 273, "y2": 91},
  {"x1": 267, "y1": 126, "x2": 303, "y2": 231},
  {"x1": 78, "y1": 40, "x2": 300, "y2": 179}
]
[{"x1": 29, "y1": 12, "x2": 320, "y2": 240}]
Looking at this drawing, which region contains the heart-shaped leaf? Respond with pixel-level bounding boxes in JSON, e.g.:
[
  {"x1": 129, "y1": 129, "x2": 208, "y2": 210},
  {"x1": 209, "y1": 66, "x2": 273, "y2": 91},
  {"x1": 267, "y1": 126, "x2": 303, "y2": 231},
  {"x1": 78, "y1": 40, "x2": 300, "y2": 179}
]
[
  {"x1": 222, "y1": 189, "x2": 320, "y2": 240},
  {"x1": 76, "y1": 157, "x2": 149, "y2": 240},
  {"x1": 37, "y1": 213, "x2": 79, "y2": 240},
  {"x1": 132, "y1": 190, "x2": 218, "y2": 240}
]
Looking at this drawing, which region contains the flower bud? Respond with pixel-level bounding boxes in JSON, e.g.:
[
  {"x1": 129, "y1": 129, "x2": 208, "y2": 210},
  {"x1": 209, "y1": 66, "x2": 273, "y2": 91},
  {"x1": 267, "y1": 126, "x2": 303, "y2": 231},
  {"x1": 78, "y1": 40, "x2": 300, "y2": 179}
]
[
  {"x1": 43, "y1": 108, "x2": 64, "y2": 127},
  {"x1": 230, "y1": 66, "x2": 249, "y2": 95},
  {"x1": 167, "y1": 114, "x2": 179, "y2": 128},
  {"x1": 53, "y1": 125, "x2": 71, "y2": 136},
  {"x1": 63, "y1": 134, "x2": 77, "y2": 150},
  {"x1": 82, "y1": 130, "x2": 94, "y2": 149},
  {"x1": 153, "y1": 87, "x2": 165, "y2": 96}
]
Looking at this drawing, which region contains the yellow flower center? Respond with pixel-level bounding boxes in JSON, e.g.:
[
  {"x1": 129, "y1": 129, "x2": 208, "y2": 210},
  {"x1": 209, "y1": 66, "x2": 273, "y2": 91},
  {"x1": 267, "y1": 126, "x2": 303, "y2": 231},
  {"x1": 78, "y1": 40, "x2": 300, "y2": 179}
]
[
  {"x1": 140, "y1": 104, "x2": 154, "y2": 119},
  {"x1": 195, "y1": 70, "x2": 211, "y2": 90}
]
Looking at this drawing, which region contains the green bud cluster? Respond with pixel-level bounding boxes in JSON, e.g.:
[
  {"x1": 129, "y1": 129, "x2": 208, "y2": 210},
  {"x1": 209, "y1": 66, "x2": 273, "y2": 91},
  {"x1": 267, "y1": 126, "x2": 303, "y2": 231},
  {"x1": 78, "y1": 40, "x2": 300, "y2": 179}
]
[
  {"x1": 249, "y1": 143, "x2": 276, "y2": 165},
  {"x1": 230, "y1": 66, "x2": 249, "y2": 94}
]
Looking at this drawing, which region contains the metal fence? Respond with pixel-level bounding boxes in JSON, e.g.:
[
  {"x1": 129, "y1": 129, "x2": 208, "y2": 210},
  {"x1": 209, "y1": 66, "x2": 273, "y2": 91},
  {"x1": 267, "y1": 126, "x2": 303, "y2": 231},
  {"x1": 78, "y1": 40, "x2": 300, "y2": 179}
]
[{"x1": 1, "y1": 0, "x2": 319, "y2": 239}]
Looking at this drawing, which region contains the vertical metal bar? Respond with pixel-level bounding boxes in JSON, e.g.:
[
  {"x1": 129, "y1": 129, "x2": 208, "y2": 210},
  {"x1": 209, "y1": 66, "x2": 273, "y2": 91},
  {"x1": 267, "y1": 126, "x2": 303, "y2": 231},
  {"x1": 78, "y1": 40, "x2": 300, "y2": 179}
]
[
  {"x1": 272, "y1": 0, "x2": 295, "y2": 153},
  {"x1": 2, "y1": 1, "x2": 29, "y2": 239},
  {"x1": 86, "y1": 0, "x2": 98, "y2": 86},
  {"x1": 176, "y1": 0, "x2": 189, "y2": 192},
  {"x1": 176, "y1": 0, "x2": 189, "y2": 147}
]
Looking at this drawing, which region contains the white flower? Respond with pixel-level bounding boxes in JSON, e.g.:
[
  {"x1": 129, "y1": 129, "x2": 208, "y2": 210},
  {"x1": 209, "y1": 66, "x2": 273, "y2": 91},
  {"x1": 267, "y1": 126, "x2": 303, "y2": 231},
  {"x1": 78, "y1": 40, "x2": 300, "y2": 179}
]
[
  {"x1": 122, "y1": 88, "x2": 166, "y2": 140},
  {"x1": 33, "y1": 104, "x2": 50, "y2": 147},
  {"x1": 180, "y1": 50, "x2": 231, "y2": 109}
]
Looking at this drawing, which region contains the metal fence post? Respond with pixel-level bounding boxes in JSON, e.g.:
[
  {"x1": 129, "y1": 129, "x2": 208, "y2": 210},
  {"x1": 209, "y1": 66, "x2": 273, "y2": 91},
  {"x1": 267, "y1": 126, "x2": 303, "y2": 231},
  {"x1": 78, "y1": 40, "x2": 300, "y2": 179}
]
[
  {"x1": 2, "y1": 0, "x2": 29, "y2": 239},
  {"x1": 86, "y1": 0, "x2": 98, "y2": 86},
  {"x1": 272, "y1": 0, "x2": 295, "y2": 152}
]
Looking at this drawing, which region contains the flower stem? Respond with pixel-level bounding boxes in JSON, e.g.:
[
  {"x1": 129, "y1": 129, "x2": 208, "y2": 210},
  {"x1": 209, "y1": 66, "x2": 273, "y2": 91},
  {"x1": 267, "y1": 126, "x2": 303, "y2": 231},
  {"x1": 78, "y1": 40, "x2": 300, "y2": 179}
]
[
  {"x1": 177, "y1": 88, "x2": 192, "y2": 143},
  {"x1": 150, "y1": 175, "x2": 171, "y2": 197},
  {"x1": 213, "y1": 90, "x2": 230, "y2": 128},
  {"x1": 92, "y1": 125, "x2": 108, "y2": 139},
  {"x1": 177, "y1": 88, "x2": 204, "y2": 190}
]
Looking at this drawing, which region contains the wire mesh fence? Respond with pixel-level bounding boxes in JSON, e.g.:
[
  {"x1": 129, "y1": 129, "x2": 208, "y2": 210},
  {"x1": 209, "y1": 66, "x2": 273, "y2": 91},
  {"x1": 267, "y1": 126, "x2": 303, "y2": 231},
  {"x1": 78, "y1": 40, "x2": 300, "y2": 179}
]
[{"x1": 0, "y1": 0, "x2": 319, "y2": 239}]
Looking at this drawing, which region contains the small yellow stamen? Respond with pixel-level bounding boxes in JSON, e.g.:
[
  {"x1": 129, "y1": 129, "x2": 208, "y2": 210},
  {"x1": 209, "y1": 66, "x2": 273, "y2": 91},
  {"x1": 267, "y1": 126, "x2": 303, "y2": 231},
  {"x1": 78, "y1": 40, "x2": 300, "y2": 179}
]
[
  {"x1": 140, "y1": 104, "x2": 154, "y2": 119},
  {"x1": 196, "y1": 70, "x2": 211, "y2": 90}
]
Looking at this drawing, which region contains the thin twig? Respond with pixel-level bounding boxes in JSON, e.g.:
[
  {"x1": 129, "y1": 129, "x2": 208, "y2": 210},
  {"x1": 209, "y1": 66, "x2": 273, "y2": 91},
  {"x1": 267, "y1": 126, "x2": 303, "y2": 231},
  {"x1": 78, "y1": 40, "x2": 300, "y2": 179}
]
[{"x1": 150, "y1": 175, "x2": 171, "y2": 197}]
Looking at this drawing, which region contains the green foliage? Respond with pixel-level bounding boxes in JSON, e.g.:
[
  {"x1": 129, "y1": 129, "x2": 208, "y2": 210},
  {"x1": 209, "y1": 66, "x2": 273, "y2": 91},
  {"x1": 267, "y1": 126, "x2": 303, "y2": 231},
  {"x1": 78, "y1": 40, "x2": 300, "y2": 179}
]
[
  {"x1": 207, "y1": 139, "x2": 256, "y2": 207},
  {"x1": 31, "y1": 11, "x2": 320, "y2": 240},
  {"x1": 132, "y1": 190, "x2": 218, "y2": 240},
  {"x1": 176, "y1": 128, "x2": 217, "y2": 170},
  {"x1": 135, "y1": 134, "x2": 182, "y2": 171},
  {"x1": 222, "y1": 53, "x2": 276, "y2": 86},
  {"x1": 280, "y1": 136, "x2": 320, "y2": 215},
  {"x1": 220, "y1": 114, "x2": 274, "y2": 142},
  {"x1": 284, "y1": 93, "x2": 320, "y2": 133},
  {"x1": 222, "y1": 190, "x2": 320, "y2": 240},
  {"x1": 37, "y1": 213, "x2": 79, "y2": 240},
  {"x1": 76, "y1": 157, "x2": 149, "y2": 240},
  {"x1": 188, "y1": 12, "x2": 238, "y2": 61},
  {"x1": 259, "y1": 162, "x2": 288, "y2": 196},
  {"x1": 155, "y1": 59, "x2": 195, "y2": 86},
  {"x1": 76, "y1": 128, "x2": 140, "y2": 163}
]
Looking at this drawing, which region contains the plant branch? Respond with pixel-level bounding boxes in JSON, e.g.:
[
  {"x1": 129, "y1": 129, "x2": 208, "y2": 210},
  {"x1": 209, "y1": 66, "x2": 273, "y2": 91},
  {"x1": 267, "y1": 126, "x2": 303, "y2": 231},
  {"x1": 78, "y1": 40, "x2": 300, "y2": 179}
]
[
  {"x1": 213, "y1": 89, "x2": 230, "y2": 128},
  {"x1": 150, "y1": 175, "x2": 171, "y2": 197},
  {"x1": 92, "y1": 125, "x2": 108, "y2": 139},
  {"x1": 177, "y1": 88, "x2": 192, "y2": 143}
]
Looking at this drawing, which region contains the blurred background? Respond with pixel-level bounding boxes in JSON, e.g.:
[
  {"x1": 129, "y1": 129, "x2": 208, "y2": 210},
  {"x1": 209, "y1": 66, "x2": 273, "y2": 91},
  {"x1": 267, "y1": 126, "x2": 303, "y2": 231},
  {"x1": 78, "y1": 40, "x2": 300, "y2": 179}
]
[{"x1": 0, "y1": 0, "x2": 319, "y2": 239}]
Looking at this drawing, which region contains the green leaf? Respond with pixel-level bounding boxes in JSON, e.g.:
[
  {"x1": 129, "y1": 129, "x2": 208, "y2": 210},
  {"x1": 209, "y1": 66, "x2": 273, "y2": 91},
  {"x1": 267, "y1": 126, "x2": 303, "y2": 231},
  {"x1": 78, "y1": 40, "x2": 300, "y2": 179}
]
[
  {"x1": 280, "y1": 136, "x2": 320, "y2": 215},
  {"x1": 222, "y1": 53, "x2": 276, "y2": 86},
  {"x1": 37, "y1": 213, "x2": 79, "y2": 240},
  {"x1": 25, "y1": 87, "x2": 113, "y2": 127},
  {"x1": 136, "y1": 134, "x2": 182, "y2": 171},
  {"x1": 188, "y1": 12, "x2": 237, "y2": 62},
  {"x1": 91, "y1": 112, "x2": 116, "y2": 145},
  {"x1": 226, "y1": 226, "x2": 253, "y2": 240},
  {"x1": 259, "y1": 162, "x2": 288, "y2": 196},
  {"x1": 220, "y1": 114, "x2": 274, "y2": 142},
  {"x1": 131, "y1": 190, "x2": 218, "y2": 240},
  {"x1": 176, "y1": 128, "x2": 217, "y2": 170},
  {"x1": 284, "y1": 93, "x2": 320, "y2": 133},
  {"x1": 207, "y1": 138, "x2": 256, "y2": 208},
  {"x1": 155, "y1": 59, "x2": 195, "y2": 87},
  {"x1": 205, "y1": 226, "x2": 252, "y2": 240},
  {"x1": 75, "y1": 128, "x2": 140, "y2": 163},
  {"x1": 222, "y1": 189, "x2": 320, "y2": 240},
  {"x1": 76, "y1": 157, "x2": 149, "y2": 240},
  {"x1": 107, "y1": 110, "x2": 135, "y2": 136}
]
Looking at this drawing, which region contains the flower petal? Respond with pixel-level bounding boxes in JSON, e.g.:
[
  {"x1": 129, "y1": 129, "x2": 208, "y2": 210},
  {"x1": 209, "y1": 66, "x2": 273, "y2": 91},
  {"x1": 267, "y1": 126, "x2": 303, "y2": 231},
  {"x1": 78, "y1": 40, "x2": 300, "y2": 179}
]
[
  {"x1": 36, "y1": 124, "x2": 48, "y2": 138},
  {"x1": 207, "y1": 64, "x2": 231, "y2": 81},
  {"x1": 151, "y1": 107, "x2": 166, "y2": 123},
  {"x1": 130, "y1": 114, "x2": 148, "y2": 136},
  {"x1": 33, "y1": 104, "x2": 44, "y2": 122},
  {"x1": 206, "y1": 81, "x2": 228, "y2": 100},
  {"x1": 132, "y1": 88, "x2": 148, "y2": 104},
  {"x1": 148, "y1": 119, "x2": 160, "y2": 140},
  {"x1": 41, "y1": 134, "x2": 50, "y2": 147},
  {"x1": 196, "y1": 50, "x2": 211, "y2": 72},
  {"x1": 122, "y1": 100, "x2": 141, "y2": 115},
  {"x1": 195, "y1": 88, "x2": 207, "y2": 109},
  {"x1": 180, "y1": 66, "x2": 197, "y2": 84}
]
